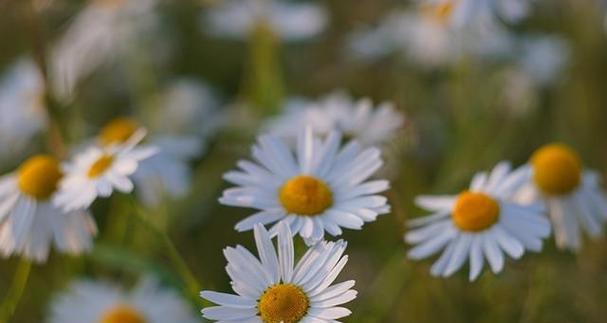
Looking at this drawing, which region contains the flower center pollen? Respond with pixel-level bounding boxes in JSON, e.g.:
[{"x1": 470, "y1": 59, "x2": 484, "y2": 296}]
[
  {"x1": 17, "y1": 155, "x2": 63, "y2": 201},
  {"x1": 423, "y1": 1, "x2": 455, "y2": 23},
  {"x1": 258, "y1": 284, "x2": 309, "y2": 323},
  {"x1": 99, "y1": 117, "x2": 139, "y2": 146},
  {"x1": 279, "y1": 176, "x2": 333, "y2": 216},
  {"x1": 99, "y1": 305, "x2": 146, "y2": 323},
  {"x1": 452, "y1": 191, "x2": 500, "y2": 232},
  {"x1": 88, "y1": 154, "x2": 115, "y2": 178},
  {"x1": 531, "y1": 143, "x2": 582, "y2": 196}
]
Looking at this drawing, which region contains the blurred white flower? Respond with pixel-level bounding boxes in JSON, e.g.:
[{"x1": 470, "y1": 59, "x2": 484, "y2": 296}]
[
  {"x1": 348, "y1": 6, "x2": 514, "y2": 68},
  {"x1": 0, "y1": 155, "x2": 97, "y2": 263},
  {"x1": 49, "y1": 277, "x2": 198, "y2": 323},
  {"x1": 201, "y1": 222, "x2": 357, "y2": 322},
  {"x1": 266, "y1": 91, "x2": 405, "y2": 146},
  {"x1": 406, "y1": 162, "x2": 551, "y2": 281},
  {"x1": 202, "y1": 0, "x2": 328, "y2": 41},
  {"x1": 0, "y1": 58, "x2": 47, "y2": 160},
  {"x1": 515, "y1": 144, "x2": 607, "y2": 251},
  {"x1": 50, "y1": 0, "x2": 161, "y2": 100},
  {"x1": 55, "y1": 129, "x2": 157, "y2": 211},
  {"x1": 220, "y1": 127, "x2": 390, "y2": 245},
  {"x1": 517, "y1": 35, "x2": 569, "y2": 87},
  {"x1": 422, "y1": 0, "x2": 532, "y2": 26}
]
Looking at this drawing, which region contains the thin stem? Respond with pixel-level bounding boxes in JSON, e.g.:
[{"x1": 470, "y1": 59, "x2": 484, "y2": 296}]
[
  {"x1": 0, "y1": 259, "x2": 32, "y2": 323},
  {"x1": 129, "y1": 201, "x2": 207, "y2": 307}
]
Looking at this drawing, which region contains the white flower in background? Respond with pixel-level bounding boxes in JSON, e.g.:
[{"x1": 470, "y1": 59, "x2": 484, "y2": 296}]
[
  {"x1": 220, "y1": 127, "x2": 390, "y2": 244},
  {"x1": 55, "y1": 128, "x2": 156, "y2": 211},
  {"x1": 50, "y1": 0, "x2": 161, "y2": 100},
  {"x1": 266, "y1": 92, "x2": 405, "y2": 146},
  {"x1": 348, "y1": 5, "x2": 513, "y2": 68},
  {"x1": 0, "y1": 155, "x2": 97, "y2": 263},
  {"x1": 0, "y1": 58, "x2": 46, "y2": 160},
  {"x1": 517, "y1": 35, "x2": 569, "y2": 87},
  {"x1": 201, "y1": 222, "x2": 357, "y2": 322},
  {"x1": 49, "y1": 277, "x2": 198, "y2": 323},
  {"x1": 202, "y1": 0, "x2": 328, "y2": 41},
  {"x1": 514, "y1": 144, "x2": 607, "y2": 251},
  {"x1": 406, "y1": 162, "x2": 551, "y2": 281},
  {"x1": 423, "y1": 0, "x2": 532, "y2": 26}
]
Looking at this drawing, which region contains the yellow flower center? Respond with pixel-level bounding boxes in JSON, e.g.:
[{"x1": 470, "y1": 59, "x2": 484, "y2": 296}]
[
  {"x1": 87, "y1": 154, "x2": 115, "y2": 178},
  {"x1": 531, "y1": 143, "x2": 582, "y2": 196},
  {"x1": 98, "y1": 117, "x2": 139, "y2": 147},
  {"x1": 99, "y1": 305, "x2": 146, "y2": 323},
  {"x1": 452, "y1": 191, "x2": 500, "y2": 232},
  {"x1": 258, "y1": 284, "x2": 309, "y2": 323},
  {"x1": 17, "y1": 155, "x2": 63, "y2": 201},
  {"x1": 279, "y1": 176, "x2": 333, "y2": 216},
  {"x1": 423, "y1": 1, "x2": 455, "y2": 24}
]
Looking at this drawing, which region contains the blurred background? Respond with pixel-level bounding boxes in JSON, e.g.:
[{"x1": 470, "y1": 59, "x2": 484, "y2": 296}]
[{"x1": 1, "y1": 0, "x2": 607, "y2": 322}]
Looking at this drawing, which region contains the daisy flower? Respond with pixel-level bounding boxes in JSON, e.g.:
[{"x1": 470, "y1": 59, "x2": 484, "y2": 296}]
[
  {"x1": 54, "y1": 125, "x2": 156, "y2": 211},
  {"x1": 49, "y1": 277, "x2": 198, "y2": 323},
  {"x1": 266, "y1": 91, "x2": 405, "y2": 146},
  {"x1": 423, "y1": 0, "x2": 532, "y2": 26},
  {"x1": 50, "y1": 0, "x2": 162, "y2": 100},
  {"x1": 202, "y1": 0, "x2": 328, "y2": 41},
  {"x1": 220, "y1": 127, "x2": 390, "y2": 244},
  {"x1": 0, "y1": 155, "x2": 97, "y2": 262},
  {"x1": 0, "y1": 58, "x2": 47, "y2": 161},
  {"x1": 514, "y1": 143, "x2": 607, "y2": 251},
  {"x1": 406, "y1": 162, "x2": 551, "y2": 281},
  {"x1": 201, "y1": 222, "x2": 357, "y2": 322}
]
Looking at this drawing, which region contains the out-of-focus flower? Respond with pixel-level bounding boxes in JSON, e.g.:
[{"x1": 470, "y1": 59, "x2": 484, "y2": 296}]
[
  {"x1": 201, "y1": 222, "x2": 356, "y2": 322},
  {"x1": 348, "y1": 6, "x2": 513, "y2": 68},
  {"x1": 515, "y1": 144, "x2": 607, "y2": 251},
  {"x1": 0, "y1": 58, "x2": 47, "y2": 161},
  {"x1": 50, "y1": 0, "x2": 162, "y2": 100},
  {"x1": 422, "y1": 0, "x2": 532, "y2": 26},
  {"x1": 266, "y1": 91, "x2": 405, "y2": 146},
  {"x1": 55, "y1": 128, "x2": 156, "y2": 211},
  {"x1": 0, "y1": 155, "x2": 97, "y2": 263},
  {"x1": 220, "y1": 127, "x2": 390, "y2": 245},
  {"x1": 202, "y1": 0, "x2": 328, "y2": 41},
  {"x1": 49, "y1": 277, "x2": 198, "y2": 323},
  {"x1": 406, "y1": 162, "x2": 551, "y2": 281}
]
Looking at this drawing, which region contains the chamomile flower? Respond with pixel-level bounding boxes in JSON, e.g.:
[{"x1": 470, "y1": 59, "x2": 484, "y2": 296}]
[
  {"x1": 423, "y1": 0, "x2": 532, "y2": 26},
  {"x1": 201, "y1": 222, "x2": 357, "y2": 322},
  {"x1": 50, "y1": 0, "x2": 162, "y2": 100},
  {"x1": 0, "y1": 155, "x2": 97, "y2": 262},
  {"x1": 202, "y1": 0, "x2": 328, "y2": 41},
  {"x1": 54, "y1": 128, "x2": 156, "y2": 211},
  {"x1": 514, "y1": 144, "x2": 607, "y2": 251},
  {"x1": 220, "y1": 127, "x2": 390, "y2": 244},
  {"x1": 49, "y1": 277, "x2": 198, "y2": 323},
  {"x1": 266, "y1": 91, "x2": 405, "y2": 146},
  {"x1": 0, "y1": 58, "x2": 47, "y2": 161},
  {"x1": 406, "y1": 162, "x2": 551, "y2": 281}
]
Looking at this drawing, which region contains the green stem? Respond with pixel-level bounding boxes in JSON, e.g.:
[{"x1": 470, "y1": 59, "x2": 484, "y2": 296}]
[
  {"x1": 0, "y1": 259, "x2": 32, "y2": 323},
  {"x1": 129, "y1": 201, "x2": 207, "y2": 307}
]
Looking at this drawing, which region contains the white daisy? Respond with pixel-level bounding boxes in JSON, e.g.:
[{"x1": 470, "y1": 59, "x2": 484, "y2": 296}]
[
  {"x1": 514, "y1": 143, "x2": 607, "y2": 251},
  {"x1": 0, "y1": 58, "x2": 47, "y2": 161},
  {"x1": 202, "y1": 0, "x2": 328, "y2": 41},
  {"x1": 220, "y1": 127, "x2": 390, "y2": 244},
  {"x1": 54, "y1": 127, "x2": 156, "y2": 211},
  {"x1": 49, "y1": 277, "x2": 198, "y2": 323},
  {"x1": 266, "y1": 91, "x2": 405, "y2": 146},
  {"x1": 347, "y1": 6, "x2": 513, "y2": 68},
  {"x1": 201, "y1": 222, "x2": 357, "y2": 322},
  {"x1": 423, "y1": 0, "x2": 532, "y2": 26},
  {"x1": 0, "y1": 155, "x2": 97, "y2": 263},
  {"x1": 50, "y1": 0, "x2": 162, "y2": 100},
  {"x1": 406, "y1": 162, "x2": 551, "y2": 281}
]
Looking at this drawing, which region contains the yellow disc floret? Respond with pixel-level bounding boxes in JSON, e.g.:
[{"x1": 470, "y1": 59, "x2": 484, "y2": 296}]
[
  {"x1": 88, "y1": 154, "x2": 115, "y2": 178},
  {"x1": 17, "y1": 155, "x2": 62, "y2": 201},
  {"x1": 98, "y1": 117, "x2": 139, "y2": 147},
  {"x1": 531, "y1": 143, "x2": 582, "y2": 196},
  {"x1": 423, "y1": 1, "x2": 455, "y2": 23},
  {"x1": 258, "y1": 284, "x2": 309, "y2": 323},
  {"x1": 99, "y1": 305, "x2": 146, "y2": 323},
  {"x1": 279, "y1": 176, "x2": 333, "y2": 216},
  {"x1": 452, "y1": 191, "x2": 500, "y2": 232}
]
